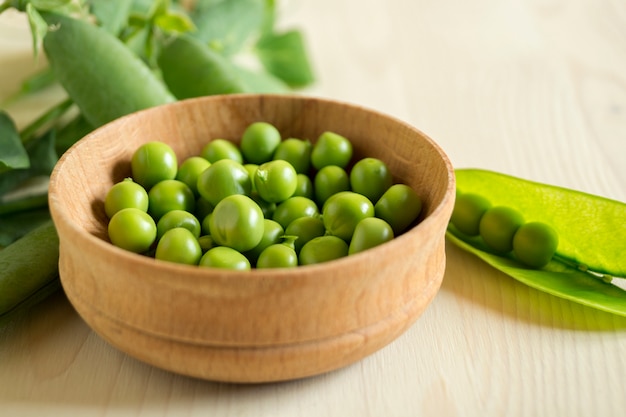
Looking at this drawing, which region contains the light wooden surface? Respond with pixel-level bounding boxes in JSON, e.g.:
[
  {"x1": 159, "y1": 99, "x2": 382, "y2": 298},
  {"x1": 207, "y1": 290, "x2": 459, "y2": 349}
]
[{"x1": 1, "y1": 0, "x2": 625, "y2": 415}]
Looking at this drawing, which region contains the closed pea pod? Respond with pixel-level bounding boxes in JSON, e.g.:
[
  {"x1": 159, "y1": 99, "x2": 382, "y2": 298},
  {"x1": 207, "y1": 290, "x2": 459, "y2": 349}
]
[
  {"x1": 41, "y1": 12, "x2": 175, "y2": 127},
  {"x1": 158, "y1": 35, "x2": 246, "y2": 99},
  {"x1": 0, "y1": 221, "x2": 60, "y2": 321}
]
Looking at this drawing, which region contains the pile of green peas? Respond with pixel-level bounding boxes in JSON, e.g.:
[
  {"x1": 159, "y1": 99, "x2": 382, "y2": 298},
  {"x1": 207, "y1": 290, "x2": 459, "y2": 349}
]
[
  {"x1": 104, "y1": 122, "x2": 423, "y2": 270},
  {"x1": 450, "y1": 192, "x2": 559, "y2": 268}
]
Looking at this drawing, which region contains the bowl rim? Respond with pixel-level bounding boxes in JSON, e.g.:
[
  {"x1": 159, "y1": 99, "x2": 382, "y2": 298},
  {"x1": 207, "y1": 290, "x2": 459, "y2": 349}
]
[{"x1": 48, "y1": 93, "x2": 457, "y2": 281}]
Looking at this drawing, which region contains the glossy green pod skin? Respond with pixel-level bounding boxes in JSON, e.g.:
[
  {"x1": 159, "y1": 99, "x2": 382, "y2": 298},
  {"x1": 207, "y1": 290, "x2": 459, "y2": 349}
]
[
  {"x1": 447, "y1": 169, "x2": 626, "y2": 317},
  {"x1": 0, "y1": 221, "x2": 60, "y2": 324},
  {"x1": 42, "y1": 12, "x2": 175, "y2": 127},
  {"x1": 158, "y1": 35, "x2": 247, "y2": 99}
]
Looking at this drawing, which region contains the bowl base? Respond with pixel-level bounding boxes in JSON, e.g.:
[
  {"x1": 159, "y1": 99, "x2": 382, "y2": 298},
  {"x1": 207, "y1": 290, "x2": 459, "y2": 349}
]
[{"x1": 64, "y1": 264, "x2": 444, "y2": 383}]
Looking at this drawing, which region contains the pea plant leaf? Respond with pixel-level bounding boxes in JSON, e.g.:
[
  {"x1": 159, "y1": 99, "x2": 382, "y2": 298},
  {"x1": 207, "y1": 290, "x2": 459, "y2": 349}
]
[
  {"x1": 188, "y1": 0, "x2": 265, "y2": 56},
  {"x1": 25, "y1": 4, "x2": 48, "y2": 59},
  {"x1": 255, "y1": 29, "x2": 315, "y2": 88},
  {"x1": 154, "y1": 10, "x2": 196, "y2": 34},
  {"x1": 30, "y1": 0, "x2": 74, "y2": 10},
  {"x1": 231, "y1": 64, "x2": 290, "y2": 93},
  {"x1": 0, "y1": 112, "x2": 29, "y2": 173},
  {"x1": 0, "y1": 129, "x2": 57, "y2": 196},
  {"x1": 89, "y1": 0, "x2": 133, "y2": 35}
]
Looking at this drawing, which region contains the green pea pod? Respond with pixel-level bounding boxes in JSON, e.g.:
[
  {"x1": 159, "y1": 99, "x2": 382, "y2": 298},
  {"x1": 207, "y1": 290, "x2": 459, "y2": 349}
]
[
  {"x1": 0, "y1": 220, "x2": 61, "y2": 324},
  {"x1": 41, "y1": 12, "x2": 175, "y2": 127},
  {"x1": 447, "y1": 168, "x2": 626, "y2": 316},
  {"x1": 157, "y1": 35, "x2": 247, "y2": 99}
]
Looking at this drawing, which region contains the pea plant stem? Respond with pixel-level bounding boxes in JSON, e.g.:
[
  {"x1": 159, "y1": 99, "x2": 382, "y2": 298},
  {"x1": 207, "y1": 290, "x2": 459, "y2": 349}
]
[
  {"x1": 0, "y1": 193, "x2": 48, "y2": 216},
  {"x1": 19, "y1": 97, "x2": 74, "y2": 146}
]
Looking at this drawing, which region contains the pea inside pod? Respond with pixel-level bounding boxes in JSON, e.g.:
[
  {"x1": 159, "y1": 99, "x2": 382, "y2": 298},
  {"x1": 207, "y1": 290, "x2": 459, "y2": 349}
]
[{"x1": 447, "y1": 169, "x2": 626, "y2": 317}]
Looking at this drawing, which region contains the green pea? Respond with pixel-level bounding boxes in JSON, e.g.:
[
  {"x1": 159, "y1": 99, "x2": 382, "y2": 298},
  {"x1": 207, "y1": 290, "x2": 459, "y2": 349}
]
[
  {"x1": 350, "y1": 157, "x2": 392, "y2": 203},
  {"x1": 244, "y1": 219, "x2": 285, "y2": 265},
  {"x1": 176, "y1": 156, "x2": 211, "y2": 196},
  {"x1": 273, "y1": 138, "x2": 312, "y2": 174},
  {"x1": 131, "y1": 141, "x2": 178, "y2": 190},
  {"x1": 292, "y1": 173, "x2": 314, "y2": 199},
  {"x1": 250, "y1": 191, "x2": 277, "y2": 218},
  {"x1": 194, "y1": 196, "x2": 214, "y2": 221},
  {"x1": 196, "y1": 159, "x2": 251, "y2": 207},
  {"x1": 450, "y1": 193, "x2": 491, "y2": 236},
  {"x1": 314, "y1": 165, "x2": 350, "y2": 207},
  {"x1": 311, "y1": 131, "x2": 353, "y2": 170},
  {"x1": 479, "y1": 206, "x2": 525, "y2": 253},
  {"x1": 104, "y1": 178, "x2": 149, "y2": 218},
  {"x1": 284, "y1": 216, "x2": 326, "y2": 253},
  {"x1": 272, "y1": 196, "x2": 319, "y2": 230},
  {"x1": 198, "y1": 235, "x2": 216, "y2": 253},
  {"x1": 244, "y1": 164, "x2": 259, "y2": 192},
  {"x1": 348, "y1": 217, "x2": 394, "y2": 255},
  {"x1": 155, "y1": 228, "x2": 202, "y2": 265},
  {"x1": 156, "y1": 210, "x2": 201, "y2": 240},
  {"x1": 299, "y1": 235, "x2": 349, "y2": 266},
  {"x1": 200, "y1": 139, "x2": 243, "y2": 163},
  {"x1": 323, "y1": 191, "x2": 374, "y2": 242},
  {"x1": 209, "y1": 194, "x2": 264, "y2": 252},
  {"x1": 257, "y1": 244, "x2": 298, "y2": 269},
  {"x1": 254, "y1": 159, "x2": 298, "y2": 203},
  {"x1": 240, "y1": 122, "x2": 282, "y2": 164},
  {"x1": 199, "y1": 246, "x2": 251, "y2": 270},
  {"x1": 147, "y1": 179, "x2": 196, "y2": 220},
  {"x1": 513, "y1": 222, "x2": 559, "y2": 268},
  {"x1": 108, "y1": 208, "x2": 157, "y2": 253},
  {"x1": 374, "y1": 184, "x2": 422, "y2": 235}
]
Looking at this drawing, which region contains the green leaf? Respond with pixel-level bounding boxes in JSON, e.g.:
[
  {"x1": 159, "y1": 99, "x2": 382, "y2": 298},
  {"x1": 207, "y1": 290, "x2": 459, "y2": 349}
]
[
  {"x1": 256, "y1": 29, "x2": 315, "y2": 88},
  {"x1": 0, "y1": 129, "x2": 57, "y2": 196},
  {"x1": 154, "y1": 10, "x2": 196, "y2": 34},
  {"x1": 25, "y1": 4, "x2": 48, "y2": 58},
  {"x1": 31, "y1": 0, "x2": 73, "y2": 10},
  {"x1": 446, "y1": 231, "x2": 626, "y2": 317},
  {"x1": 232, "y1": 64, "x2": 289, "y2": 93},
  {"x1": 0, "y1": 207, "x2": 51, "y2": 246},
  {"x1": 189, "y1": 0, "x2": 265, "y2": 56},
  {"x1": 453, "y1": 169, "x2": 626, "y2": 278},
  {"x1": 89, "y1": 0, "x2": 133, "y2": 35},
  {"x1": 0, "y1": 112, "x2": 29, "y2": 173}
]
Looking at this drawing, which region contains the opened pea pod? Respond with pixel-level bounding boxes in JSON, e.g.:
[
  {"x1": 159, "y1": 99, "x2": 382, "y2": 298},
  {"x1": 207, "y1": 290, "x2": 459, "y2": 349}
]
[{"x1": 447, "y1": 169, "x2": 626, "y2": 317}]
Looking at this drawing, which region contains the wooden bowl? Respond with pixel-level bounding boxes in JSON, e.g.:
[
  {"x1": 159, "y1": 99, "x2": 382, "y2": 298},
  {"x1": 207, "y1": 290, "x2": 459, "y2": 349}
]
[{"x1": 48, "y1": 94, "x2": 455, "y2": 383}]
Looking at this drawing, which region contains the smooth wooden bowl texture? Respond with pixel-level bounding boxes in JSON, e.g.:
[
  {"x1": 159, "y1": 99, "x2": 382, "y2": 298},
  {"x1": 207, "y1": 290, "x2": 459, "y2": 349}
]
[{"x1": 48, "y1": 94, "x2": 456, "y2": 383}]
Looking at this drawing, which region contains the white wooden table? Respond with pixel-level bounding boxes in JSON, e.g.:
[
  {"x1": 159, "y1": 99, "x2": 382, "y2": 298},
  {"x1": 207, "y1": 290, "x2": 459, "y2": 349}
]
[{"x1": 1, "y1": 1, "x2": 625, "y2": 416}]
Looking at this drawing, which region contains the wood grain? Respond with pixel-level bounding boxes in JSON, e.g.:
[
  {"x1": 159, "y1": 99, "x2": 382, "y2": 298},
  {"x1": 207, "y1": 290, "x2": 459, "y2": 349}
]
[
  {"x1": 48, "y1": 95, "x2": 455, "y2": 382},
  {"x1": 1, "y1": 0, "x2": 625, "y2": 415}
]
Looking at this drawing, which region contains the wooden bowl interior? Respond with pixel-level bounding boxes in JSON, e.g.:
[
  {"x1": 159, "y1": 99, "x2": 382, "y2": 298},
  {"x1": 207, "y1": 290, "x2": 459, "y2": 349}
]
[{"x1": 49, "y1": 94, "x2": 455, "y2": 370}]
